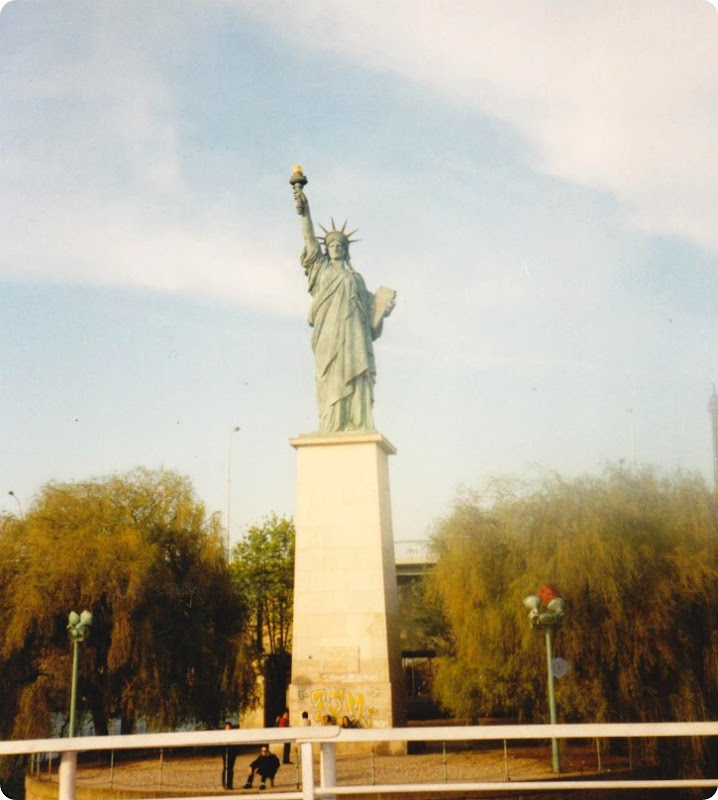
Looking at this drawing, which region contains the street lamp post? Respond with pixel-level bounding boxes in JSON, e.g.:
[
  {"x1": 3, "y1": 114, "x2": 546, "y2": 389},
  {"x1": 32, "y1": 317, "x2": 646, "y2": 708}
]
[
  {"x1": 67, "y1": 610, "x2": 93, "y2": 738},
  {"x1": 226, "y1": 425, "x2": 240, "y2": 560},
  {"x1": 8, "y1": 490, "x2": 23, "y2": 516},
  {"x1": 523, "y1": 585, "x2": 565, "y2": 774}
]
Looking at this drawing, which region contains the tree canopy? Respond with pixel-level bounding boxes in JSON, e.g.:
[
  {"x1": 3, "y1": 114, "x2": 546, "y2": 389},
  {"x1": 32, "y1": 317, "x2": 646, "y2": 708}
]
[
  {"x1": 230, "y1": 514, "x2": 295, "y2": 723},
  {"x1": 231, "y1": 513, "x2": 295, "y2": 658},
  {"x1": 0, "y1": 468, "x2": 250, "y2": 740},
  {"x1": 425, "y1": 466, "x2": 718, "y2": 775}
]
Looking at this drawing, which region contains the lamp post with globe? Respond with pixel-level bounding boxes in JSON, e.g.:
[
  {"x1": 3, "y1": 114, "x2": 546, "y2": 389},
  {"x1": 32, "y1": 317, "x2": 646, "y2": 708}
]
[
  {"x1": 523, "y1": 584, "x2": 565, "y2": 774},
  {"x1": 67, "y1": 610, "x2": 93, "y2": 737}
]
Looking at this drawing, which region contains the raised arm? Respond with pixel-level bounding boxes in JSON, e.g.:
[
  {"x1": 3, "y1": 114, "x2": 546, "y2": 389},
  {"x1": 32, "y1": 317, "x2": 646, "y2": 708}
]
[{"x1": 290, "y1": 166, "x2": 318, "y2": 249}]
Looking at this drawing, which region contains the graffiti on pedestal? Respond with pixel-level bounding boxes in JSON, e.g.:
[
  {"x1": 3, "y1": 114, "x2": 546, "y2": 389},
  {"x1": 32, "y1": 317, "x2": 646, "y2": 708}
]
[{"x1": 298, "y1": 686, "x2": 381, "y2": 727}]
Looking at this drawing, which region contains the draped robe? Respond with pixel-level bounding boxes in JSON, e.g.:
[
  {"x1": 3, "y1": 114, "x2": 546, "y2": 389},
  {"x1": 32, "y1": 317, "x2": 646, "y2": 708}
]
[{"x1": 301, "y1": 240, "x2": 383, "y2": 432}]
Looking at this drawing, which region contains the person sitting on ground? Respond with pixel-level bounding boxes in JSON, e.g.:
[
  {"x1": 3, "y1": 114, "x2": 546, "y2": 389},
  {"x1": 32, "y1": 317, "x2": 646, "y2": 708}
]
[{"x1": 243, "y1": 744, "x2": 280, "y2": 791}]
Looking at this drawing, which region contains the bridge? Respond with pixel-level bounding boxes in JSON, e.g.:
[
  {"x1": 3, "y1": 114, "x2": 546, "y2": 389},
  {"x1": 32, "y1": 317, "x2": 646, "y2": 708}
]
[{"x1": 394, "y1": 539, "x2": 433, "y2": 583}]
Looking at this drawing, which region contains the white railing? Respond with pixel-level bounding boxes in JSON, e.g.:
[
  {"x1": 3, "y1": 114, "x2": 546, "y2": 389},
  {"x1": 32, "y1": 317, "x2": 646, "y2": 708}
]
[
  {"x1": 2, "y1": 721, "x2": 718, "y2": 800},
  {"x1": 393, "y1": 539, "x2": 433, "y2": 565}
]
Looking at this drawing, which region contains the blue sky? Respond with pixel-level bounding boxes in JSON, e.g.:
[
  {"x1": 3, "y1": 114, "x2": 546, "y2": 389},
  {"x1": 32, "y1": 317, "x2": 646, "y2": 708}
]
[{"x1": 2, "y1": 0, "x2": 717, "y2": 545}]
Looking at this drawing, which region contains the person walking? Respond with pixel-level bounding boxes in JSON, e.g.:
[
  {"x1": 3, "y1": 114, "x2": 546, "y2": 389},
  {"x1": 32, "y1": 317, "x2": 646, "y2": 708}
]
[{"x1": 221, "y1": 722, "x2": 240, "y2": 790}]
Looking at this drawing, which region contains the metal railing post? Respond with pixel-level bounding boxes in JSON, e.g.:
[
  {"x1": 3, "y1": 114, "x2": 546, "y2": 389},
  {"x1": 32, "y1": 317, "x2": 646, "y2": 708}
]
[
  {"x1": 320, "y1": 741, "x2": 336, "y2": 800},
  {"x1": 299, "y1": 740, "x2": 315, "y2": 800},
  {"x1": 58, "y1": 750, "x2": 77, "y2": 800}
]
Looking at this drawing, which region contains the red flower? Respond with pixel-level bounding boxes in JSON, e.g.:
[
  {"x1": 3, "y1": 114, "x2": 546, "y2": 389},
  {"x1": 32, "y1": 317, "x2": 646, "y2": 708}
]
[{"x1": 538, "y1": 583, "x2": 560, "y2": 607}]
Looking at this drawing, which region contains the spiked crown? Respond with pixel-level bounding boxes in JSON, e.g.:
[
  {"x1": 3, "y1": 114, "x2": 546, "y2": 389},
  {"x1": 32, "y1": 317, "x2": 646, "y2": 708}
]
[{"x1": 318, "y1": 218, "x2": 360, "y2": 250}]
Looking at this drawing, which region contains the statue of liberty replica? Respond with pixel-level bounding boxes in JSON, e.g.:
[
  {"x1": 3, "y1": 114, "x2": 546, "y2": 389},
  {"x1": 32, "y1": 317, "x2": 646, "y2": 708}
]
[
  {"x1": 287, "y1": 167, "x2": 404, "y2": 737},
  {"x1": 290, "y1": 166, "x2": 396, "y2": 433}
]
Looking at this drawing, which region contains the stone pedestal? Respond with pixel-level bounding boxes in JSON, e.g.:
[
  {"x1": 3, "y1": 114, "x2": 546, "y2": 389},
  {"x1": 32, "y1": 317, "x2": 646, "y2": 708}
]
[{"x1": 287, "y1": 432, "x2": 404, "y2": 733}]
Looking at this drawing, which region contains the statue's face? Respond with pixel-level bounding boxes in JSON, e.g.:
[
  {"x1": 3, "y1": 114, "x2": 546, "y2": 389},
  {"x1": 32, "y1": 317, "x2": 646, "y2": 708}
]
[{"x1": 326, "y1": 238, "x2": 347, "y2": 261}]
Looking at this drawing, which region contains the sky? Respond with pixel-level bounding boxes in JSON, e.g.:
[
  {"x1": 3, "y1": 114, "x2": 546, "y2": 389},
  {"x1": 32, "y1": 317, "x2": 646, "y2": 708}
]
[{"x1": 2, "y1": 0, "x2": 717, "y2": 548}]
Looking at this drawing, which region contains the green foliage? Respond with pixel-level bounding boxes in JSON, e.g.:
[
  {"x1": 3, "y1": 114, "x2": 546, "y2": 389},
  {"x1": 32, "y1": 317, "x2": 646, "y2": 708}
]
[
  {"x1": 398, "y1": 577, "x2": 450, "y2": 653},
  {"x1": 0, "y1": 468, "x2": 250, "y2": 740},
  {"x1": 230, "y1": 515, "x2": 295, "y2": 724},
  {"x1": 231, "y1": 514, "x2": 295, "y2": 657},
  {"x1": 426, "y1": 466, "x2": 718, "y2": 772}
]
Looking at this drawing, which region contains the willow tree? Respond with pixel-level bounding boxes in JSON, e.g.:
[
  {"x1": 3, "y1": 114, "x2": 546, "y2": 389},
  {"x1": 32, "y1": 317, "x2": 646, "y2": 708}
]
[
  {"x1": 426, "y1": 466, "x2": 718, "y2": 776},
  {"x1": 0, "y1": 468, "x2": 250, "y2": 740}
]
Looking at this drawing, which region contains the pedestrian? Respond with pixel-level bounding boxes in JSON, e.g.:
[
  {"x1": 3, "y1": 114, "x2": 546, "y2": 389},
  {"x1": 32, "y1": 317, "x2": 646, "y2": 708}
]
[
  {"x1": 243, "y1": 744, "x2": 280, "y2": 791},
  {"x1": 278, "y1": 707, "x2": 291, "y2": 764},
  {"x1": 300, "y1": 710, "x2": 311, "y2": 727},
  {"x1": 221, "y1": 722, "x2": 240, "y2": 790}
]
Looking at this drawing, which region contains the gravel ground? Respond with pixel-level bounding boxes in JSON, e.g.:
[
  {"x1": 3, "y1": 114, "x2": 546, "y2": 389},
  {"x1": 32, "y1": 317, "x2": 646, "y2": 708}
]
[{"x1": 47, "y1": 742, "x2": 625, "y2": 795}]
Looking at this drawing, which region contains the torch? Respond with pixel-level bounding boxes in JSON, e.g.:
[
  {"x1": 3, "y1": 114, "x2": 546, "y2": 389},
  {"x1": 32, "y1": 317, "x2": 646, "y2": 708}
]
[{"x1": 290, "y1": 165, "x2": 308, "y2": 214}]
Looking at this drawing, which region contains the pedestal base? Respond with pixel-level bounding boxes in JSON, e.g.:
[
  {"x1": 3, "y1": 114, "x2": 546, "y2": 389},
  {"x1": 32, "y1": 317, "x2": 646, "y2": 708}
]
[{"x1": 288, "y1": 432, "x2": 404, "y2": 731}]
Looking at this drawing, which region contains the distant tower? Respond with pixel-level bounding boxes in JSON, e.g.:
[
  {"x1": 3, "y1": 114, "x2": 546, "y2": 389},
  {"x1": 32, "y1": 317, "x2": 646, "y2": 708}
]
[{"x1": 709, "y1": 385, "x2": 718, "y2": 494}]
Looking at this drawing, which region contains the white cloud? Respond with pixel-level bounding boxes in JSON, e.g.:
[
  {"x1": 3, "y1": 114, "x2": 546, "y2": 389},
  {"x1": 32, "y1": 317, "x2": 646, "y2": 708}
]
[
  {"x1": 0, "y1": 2, "x2": 303, "y2": 313},
  {"x1": 1, "y1": 180, "x2": 301, "y2": 314},
  {"x1": 3, "y1": 0, "x2": 716, "y2": 317},
  {"x1": 240, "y1": 0, "x2": 718, "y2": 253}
]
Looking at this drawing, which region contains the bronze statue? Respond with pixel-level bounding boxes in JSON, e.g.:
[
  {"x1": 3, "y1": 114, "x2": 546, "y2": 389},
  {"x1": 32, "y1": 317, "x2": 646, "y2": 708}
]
[{"x1": 291, "y1": 166, "x2": 396, "y2": 433}]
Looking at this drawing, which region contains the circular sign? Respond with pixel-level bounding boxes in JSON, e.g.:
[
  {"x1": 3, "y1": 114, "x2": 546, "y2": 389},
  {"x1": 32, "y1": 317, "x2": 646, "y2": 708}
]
[{"x1": 552, "y1": 657, "x2": 570, "y2": 679}]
